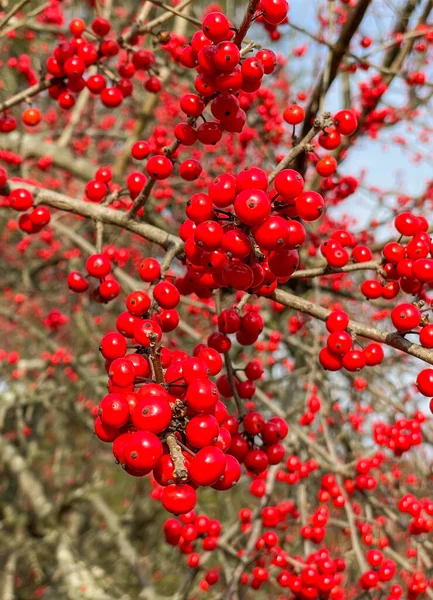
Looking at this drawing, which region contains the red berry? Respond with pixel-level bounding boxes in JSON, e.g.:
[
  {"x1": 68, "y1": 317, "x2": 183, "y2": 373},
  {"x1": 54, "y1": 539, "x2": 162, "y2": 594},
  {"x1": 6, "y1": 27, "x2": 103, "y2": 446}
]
[
  {"x1": 139, "y1": 258, "x2": 161, "y2": 282},
  {"x1": 213, "y1": 42, "x2": 240, "y2": 73},
  {"x1": 174, "y1": 123, "x2": 197, "y2": 146},
  {"x1": 261, "y1": 0, "x2": 289, "y2": 25},
  {"x1": 134, "y1": 319, "x2": 162, "y2": 347},
  {"x1": 416, "y1": 368, "x2": 433, "y2": 396},
  {"x1": 85, "y1": 179, "x2": 107, "y2": 201},
  {"x1": 98, "y1": 393, "x2": 129, "y2": 428},
  {"x1": 100, "y1": 87, "x2": 123, "y2": 107},
  {"x1": 86, "y1": 254, "x2": 112, "y2": 278},
  {"x1": 334, "y1": 109, "x2": 358, "y2": 136},
  {"x1": 9, "y1": 188, "x2": 33, "y2": 211},
  {"x1": 283, "y1": 104, "x2": 305, "y2": 125},
  {"x1": 67, "y1": 271, "x2": 89, "y2": 293},
  {"x1": 161, "y1": 484, "x2": 197, "y2": 514},
  {"x1": 256, "y1": 49, "x2": 276, "y2": 74},
  {"x1": 319, "y1": 347, "x2": 342, "y2": 371},
  {"x1": 274, "y1": 169, "x2": 304, "y2": 200},
  {"x1": 91, "y1": 17, "x2": 111, "y2": 36},
  {"x1": 94, "y1": 416, "x2": 119, "y2": 442},
  {"x1": 186, "y1": 379, "x2": 219, "y2": 413},
  {"x1": 126, "y1": 291, "x2": 151, "y2": 316},
  {"x1": 234, "y1": 189, "x2": 271, "y2": 226},
  {"x1": 391, "y1": 303, "x2": 421, "y2": 332},
  {"x1": 87, "y1": 74, "x2": 107, "y2": 94},
  {"x1": 342, "y1": 350, "x2": 366, "y2": 372},
  {"x1": 394, "y1": 212, "x2": 419, "y2": 236},
  {"x1": 327, "y1": 331, "x2": 352, "y2": 355},
  {"x1": 202, "y1": 12, "x2": 230, "y2": 42},
  {"x1": 186, "y1": 414, "x2": 219, "y2": 448},
  {"x1": 189, "y1": 447, "x2": 226, "y2": 486},
  {"x1": 146, "y1": 155, "x2": 173, "y2": 180},
  {"x1": 131, "y1": 394, "x2": 172, "y2": 433},
  {"x1": 316, "y1": 155, "x2": 337, "y2": 177},
  {"x1": 69, "y1": 18, "x2": 85, "y2": 36},
  {"x1": 180, "y1": 94, "x2": 205, "y2": 117},
  {"x1": 326, "y1": 310, "x2": 349, "y2": 332},
  {"x1": 364, "y1": 343, "x2": 384, "y2": 366},
  {"x1": 179, "y1": 159, "x2": 202, "y2": 181},
  {"x1": 153, "y1": 281, "x2": 180, "y2": 309},
  {"x1": 100, "y1": 332, "x2": 127, "y2": 360},
  {"x1": 22, "y1": 107, "x2": 41, "y2": 126},
  {"x1": 296, "y1": 191, "x2": 325, "y2": 221},
  {"x1": 123, "y1": 430, "x2": 163, "y2": 472},
  {"x1": 109, "y1": 357, "x2": 135, "y2": 387},
  {"x1": 212, "y1": 455, "x2": 241, "y2": 490},
  {"x1": 244, "y1": 449, "x2": 269, "y2": 473}
]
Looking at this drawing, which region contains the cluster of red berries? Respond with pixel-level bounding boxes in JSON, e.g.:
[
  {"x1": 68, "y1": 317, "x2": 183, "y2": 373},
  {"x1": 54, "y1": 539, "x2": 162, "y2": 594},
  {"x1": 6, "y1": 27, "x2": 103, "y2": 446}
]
[
  {"x1": 406, "y1": 572, "x2": 430, "y2": 597},
  {"x1": 92, "y1": 255, "x2": 270, "y2": 513},
  {"x1": 317, "y1": 109, "x2": 358, "y2": 151},
  {"x1": 275, "y1": 455, "x2": 319, "y2": 488},
  {"x1": 358, "y1": 550, "x2": 397, "y2": 591},
  {"x1": 359, "y1": 74, "x2": 388, "y2": 112},
  {"x1": 320, "y1": 174, "x2": 359, "y2": 206},
  {"x1": 163, "y1": 511, "x2": 221, "y2": 554},
  {"x1": 84, "y1": 166, "x2": 114, "y2": 203},
  {"x1": 161, "y1": 511, "x2": 222, "y2": 591},
  {"x1": 373, "y1": 415, "x2": 424, "y2": 456},
  {"x1": 0, "y1": 56, "x2": 37, "y2": 128},
  {"x1": 7, "y1": 184, "x2": 51, "y2": 234},
  {"x1": 213, "y1": 308, "x2": 265, "y2": 350},
  {"x1": 229, "y1": 411, "x2": 289, "y2": 474},
  {"x1": 67, "y1": 253, "x2": 121, "y2": 303},
  {"x1": 397, "y1": 493, "x2": 433, "y2": 536},
  {"x1": 352, "y1": 454, "x2": 385, "y2": 492},
  {"x1": 298, "y1": 392, "x2": 322, "y2": 427},
  {"x1": 317, "y1": 474, "x2": 346, "y2": 510},
  {"x1": 247, "y1": 545, "x2": 346, "y2": 597},
  {"x1": 319, "y1": 309, "x2": 384, "y2": 372},
  {"x1": 360, "y1": 212, "x2": 433, "y2": 303},
  {"x1": 177, "y1": 12, "x2": 279, "y2": 138},
  {"x1": 45, "y1": 17, "x2": 159, "y2": 111},
  {"x1": 300, "y1": 506, "x2": 329, "y2": 544},
  {"x1": 321, "y1": 232, "x2": 373, "y2": 270},
  {"x1": 43, "y1": 309, "x2": 68, "y2": 332},
  {"x1": 178, "y1": 166, "x2": 327, "y2": 296}
]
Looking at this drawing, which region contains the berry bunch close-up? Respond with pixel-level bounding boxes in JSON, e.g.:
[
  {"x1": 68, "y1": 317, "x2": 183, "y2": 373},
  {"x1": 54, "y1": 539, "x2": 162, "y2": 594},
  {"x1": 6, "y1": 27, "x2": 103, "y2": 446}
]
[{"x1": 0, "y1": 0, "x2": 433, "y2": 599}]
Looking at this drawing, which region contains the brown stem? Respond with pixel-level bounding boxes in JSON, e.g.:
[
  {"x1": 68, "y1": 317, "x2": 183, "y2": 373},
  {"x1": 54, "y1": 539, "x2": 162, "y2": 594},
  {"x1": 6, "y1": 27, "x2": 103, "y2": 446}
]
[
  {"x1": 166, "y1": 434, "x2": 188, "y2": 480},
  {"x1": 269, "y1": 113, "x2": 333, "y2": 183},
  {"x1": 291, "y1": 259, "x2": 381, "y2": 280},
  {"x1": 224, "y1": 352, "x2": 245, "y2": 417},
  {"x1": 0, "y1": 0, "x2": 31, "y2": 30},
  {"x1": 233, "y1": 0, "x2": 260, "y2": 47},
  {"x1": 150, "y1": 343, "x2": 164, "y2": 384},
  {"x1": 272, "y1": 287, "x2": 433, "y2": 366},
  {"x1": 0, "y1": 78, "x2": 63, "y2": 112},
  {"x1": 6, "y1": 182, "x2": 182, "y2": 251}
]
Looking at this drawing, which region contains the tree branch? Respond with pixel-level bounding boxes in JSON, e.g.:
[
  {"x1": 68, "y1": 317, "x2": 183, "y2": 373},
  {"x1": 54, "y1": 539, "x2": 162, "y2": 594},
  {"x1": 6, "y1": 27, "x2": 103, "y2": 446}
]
[
  {"x1": 6, "y1": 181, "x2": 183, "y2": 251},
  {"x1": 166, "y1": 434, "x2": 188, "y2": 481},
  {"x1": 269, "y1": 113, "x2": 333, "y2": 183},
  {"x1": 272, "y1": 287, "x2": 433, "y2": 365}
]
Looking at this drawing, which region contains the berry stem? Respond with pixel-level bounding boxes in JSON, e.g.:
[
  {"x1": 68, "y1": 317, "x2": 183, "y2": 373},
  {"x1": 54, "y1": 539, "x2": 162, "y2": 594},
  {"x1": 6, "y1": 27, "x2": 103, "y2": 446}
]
[
  {"x1": 149, "y1": 342, "x2": 164, "y2": 384},
  {"x1": 224, "y1": 352, "x2": 245, "y2": 417},
  {"x1": 269, "y1": 112, "x2": 334, "y2": 184},
  {"x1": 166, "y1": 433, "x2": 188, "y2": 480},
  {"x1": 233, "y1": 0, "x2": 261, "y2": 47}
]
